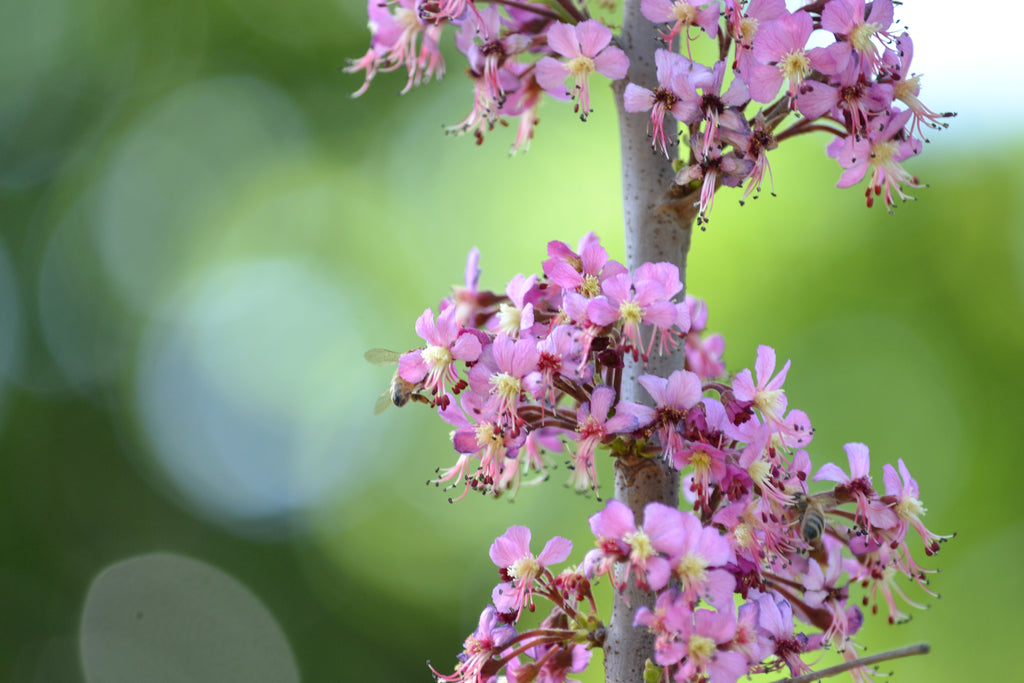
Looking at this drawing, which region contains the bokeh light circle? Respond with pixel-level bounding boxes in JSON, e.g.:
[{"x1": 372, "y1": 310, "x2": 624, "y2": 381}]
[
  {"x1": 80, "y1": 553, "x2": 298, "y2": 683},
  {"x1": 134, "y1": 259, "x2": 377, "y2": 532}
]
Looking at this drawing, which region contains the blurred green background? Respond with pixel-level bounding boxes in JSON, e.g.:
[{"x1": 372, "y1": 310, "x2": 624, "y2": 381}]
[{"x1": 1, "y1": 0, "x2": 1021, "y2": 681}]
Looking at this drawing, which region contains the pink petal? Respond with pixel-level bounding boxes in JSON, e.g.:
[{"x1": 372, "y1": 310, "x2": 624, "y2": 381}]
[
  {"x1": 545, "y1": 21, "x2": 581, "y2": 58},
  {"x1": 594, "y1": 46, "x2": 630, "y2": 80},
  {"x1": 646, "y1": 557, "x2": 672, "y2": 592},
  {"x1": 575, "y1": 19, "x2": 612, "y2": 56},
  {"x1": 589, "y1": 385, "x2": 617, "y2": 420},
  {"x1": 451, "y1": 332, "x2": 482, "y2": 362},
  {"x1": 623, "y1": 83, "x2": 654, "y2": 113},
  {"x1": 732, "y1": 368, "x2": 756, "y2": 402},
  {"x1": 643, "y1": 301, "x2": 678, "y2": 328},
  {"x1": 398, "y1": 350, "x2": 427, "y2": 383},
  {"x1": 537, "y1": 536, "x2": 573, "y2": 566},
  {"x1": 882, "y1": 463, "x2": 901, "y2": 498},
  {"x1": 414, "y1": 307, "x2": 438, "y2": 344},
  {"x1": 666, "y1": 370, "x2": 703, "y2": 409},
  {"x1": 795, "y1": 81, "x2": 838, "y2": 119},
  {"x1": 589, "y1": 498, "x2": 636, "y2": 539},
  {"x1": 897, "y1": 458, "x2": 919, "y2": 499},
  {"x1": 754, "y1": 345, "x2": 777, "y2": 386},
  {"x1": 586, "y1": 296, "x2": 620, "y2": 326},
  {"x1": 546, "y1": 259, "x2": 583, "y2": 289},
  {"x1": 535, "y1": 57, "x2": 570, "y2": 96},
  {"x1": 844, "y1": 442, "x2": 871, "y2": 479},
  {"x1": 490, "y1": 525, "x2": 532, "y2": 567},
  {"x1": 814, "y1": 462, "x2": 849, "y2": 483},
  {"x1": 640, "y1": 0, "x2": 675, "y2": 24},
  {"x1": 644, "y1": 502, "x2": 685, "y2": 555}
]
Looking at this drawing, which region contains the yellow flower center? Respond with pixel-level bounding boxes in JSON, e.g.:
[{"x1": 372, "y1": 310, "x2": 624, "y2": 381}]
[
  {"x1": 497, "y1": 303, "x2": 522, "y2": 338},
  {"x1": 849, "y1": 22, "x2": 880, "y2": 56},
  {"x1": 624, "y1": 530, "x2": 655, "y2": 561},
  {"x1": 895, "y1": 495, "x2": 925, "y2": 522},
  {"x1": 779, "y1": 50, "x2": 810, "y2": 85},
  {"x1": 690, "y1": 449, "x2": 712, "y2": 474},
  {"x1": 740, "y1": 16, "x2": 759, "y2": 43},
  {"x1": 567, "y1": 55, "x2": 595, "y2": 78},
  {"x1": 394, "y1": 7, "x2": 419, "y2": 32},
  {"x1": 688, "y1": 634, "x2": 716, "y2": 663},
  {"x1": 733, "y1": 522, "x2": 753, "y2": 548},
  {"x1": 754, "y1": 389, "x2": 783, "y2": 416},
  {"x1": 508, "y1": 555, "x2": 541, "y2": 583},
  {"x1": 871, "y1": 139, "x2": 899, "y2": 165},
  {"x1": 747, "y1": 458, "x2": 770, "y2": 486},
  {"x1": 581, "y1": 273, "x2": 601, "y2": 298},
  {"x1": 892, "y1": 75, "x2": 920, "y2": 103},
  {"x1": 671, "y1": 3, "x2": 698, "y2": 25},
  {"x1": 676, "y1": 552, "x2": 708, "y2": 584},
  {"x1": 619, "y1": 300, "x2": 643, "y2": 326},
  {"x1": 422, "y1": 344, "x2": 452, "y2": 372},
  {"x1": 491, "y1": 372, "x2": 522, "y2": 403},
  {"x1": 475, "y1": 422, "x2": 500, "y2": 448}
]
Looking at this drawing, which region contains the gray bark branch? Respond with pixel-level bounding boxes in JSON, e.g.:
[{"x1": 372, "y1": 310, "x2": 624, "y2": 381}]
[{"x1": 604, "y1": 1, "x2": 698, "y2": 681}]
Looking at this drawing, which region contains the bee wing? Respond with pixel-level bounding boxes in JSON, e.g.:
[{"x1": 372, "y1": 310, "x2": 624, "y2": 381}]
[
  {"x1": 364, "y1": 348, "x2": 402, "y2": 365},
  {"x1": 374, "y1": 390, "x2": 392, "y2": 414}
]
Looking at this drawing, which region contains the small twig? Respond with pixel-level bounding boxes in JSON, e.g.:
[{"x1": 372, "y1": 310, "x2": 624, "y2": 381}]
[{"x1": 770, "y1": 643, "x2": 931, "y2": 683}]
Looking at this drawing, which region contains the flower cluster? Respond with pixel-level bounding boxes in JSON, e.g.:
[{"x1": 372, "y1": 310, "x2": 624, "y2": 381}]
[
  {"x1": 347, "y1": 0, "x2": 952, "y2": 218},
  {"x1": 376, "y1": 233, "x2": 951, "y2": 683},
  {"x1": 386, "y1": 232, "x2": 702, "y2": 501},
  {"x1": 585, "y1": 437, "x2": 951, "y2": 683},
  {"x1": 431, "y1": 526, "x2": 602, "y2": 683}
]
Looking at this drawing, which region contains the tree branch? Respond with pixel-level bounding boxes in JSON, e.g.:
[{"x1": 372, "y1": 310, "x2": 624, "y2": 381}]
[
  {"x1": 604, "y1": 1, "x2": 697, "y2": 681},
  {"x1": 771, "y1": 644, "x2": 931, "y2": 683}
]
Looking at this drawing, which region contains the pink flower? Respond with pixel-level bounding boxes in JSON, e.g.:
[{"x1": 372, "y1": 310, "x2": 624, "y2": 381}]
[
  {"x1": 821, "y1": 0, "x2": 894, "y2": 74},
  {"x1": 400, "y1": 305, "x2": 482, "y2": 402},
  {"x1": 827, "y1": 108, "x2": 922, "y2": 212},
  {"x1": 675, "y1": 135, "x2": 754, "y2": 227},
  {"x1": 684, "y1": 296, "x2": 726, "y2": 379},
  {"x1": 623, "y1": 49, "x2": 702, "y2": 157},
  {"x1": 752, "y1": 591, "x2": 811, "y2": 677},
  {"x1": 569, "y1": 386, "x2": 648, "y2": 493},
  {"x1": 452, "y1": 247, "x2": 483, "y2": 327},
  {"x1": 468, "y1": 333, "x2": 540, "y2": 429},
  {"x1": 692, "y1": 61, "x2": 750, "y2": 156},
  {"x1": 490, "y1": 526, "x2": 572, "y2": 619},
  {"x1": 586, "y1": 499, "x2": 685, "y2": 591},
  {"x1": 670, "y1": 510, "x2": 735, "y2": 607},
  {"x1": 494, "y1": 273, "x2": 538, "y2": 339},
  {"x1": 454, "y1": 6, "x2": 531, "y2": 109},
  {"x1": 732, "y1": 345, "x2": 790, "y2": 427},
  {"x1": 543, "y1": 234, "x2": 627, "y2": 299},
  {"x1": 673, "y1": 607, "x2": 748, "y2": 683},
  {"x1": 746, "y1": 10, "x2": 849, "y2": 103},
  {"x1": 884, "y1": 35, "x2": 953, "y2": 141},
  {"x1": 814, "y1": 442, "x2": 897, "y2": 531},
  {"x1": 588, "y1": 271, "x2": 678, "y2": 360},
  {"x1": 638, "y1": 369, "x2": 703, "y2": 457},
  {"x1": 535, "y1": 20, "x2": 629, "y2": 120},
  {"x1": 346, "y1": 0, "x2": 445, "y2": 97},
  {"x1": 430, "y1": 605, "x2": 517, "y2": 683},
  {"x1": 795, "y1": 57, "x2": 893, "y2": 131},
  {"x1": 641, "y1": 0, "x2": 721, "y2": 53},
  {"x1": 883, "y1": 458, "x2": 952, "y2": 556}
]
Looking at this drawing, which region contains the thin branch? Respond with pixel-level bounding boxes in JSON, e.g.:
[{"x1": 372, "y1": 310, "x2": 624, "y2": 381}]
[
  {"x1": 490, "y1": 0, "x2": 564, "y2": 21},
  {"x1": 770, "y1": 643, "x2": 931, "y2": 683}
]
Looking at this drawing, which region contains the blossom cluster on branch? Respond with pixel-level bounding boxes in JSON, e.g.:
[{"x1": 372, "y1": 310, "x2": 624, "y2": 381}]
[
  {"x1": 372, "y1": 233, "x2": 951, "y2": 683},
  {"x1": 347, "y1": 0, "x2": 952, "y2": 220}
]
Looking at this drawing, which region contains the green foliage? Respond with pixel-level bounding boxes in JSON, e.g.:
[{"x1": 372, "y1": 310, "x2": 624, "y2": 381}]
[{"x1": 0, "y1": 1, "x2": 1020, "y2": 680}]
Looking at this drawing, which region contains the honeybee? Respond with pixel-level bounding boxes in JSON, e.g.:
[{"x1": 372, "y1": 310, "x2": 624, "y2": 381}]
[
  {"x1": 365, "y1": 348, "x2": 429, "y2": 413},
  {"x1": 790, "y1": 492, "x2": 833, "y2": 547}
]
